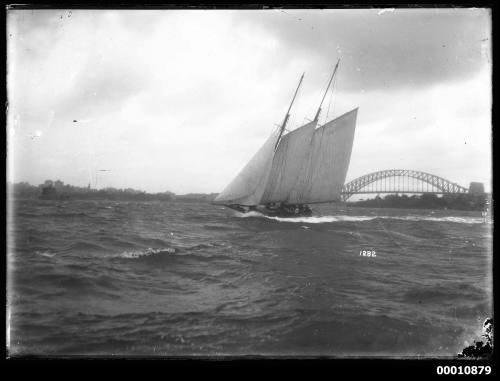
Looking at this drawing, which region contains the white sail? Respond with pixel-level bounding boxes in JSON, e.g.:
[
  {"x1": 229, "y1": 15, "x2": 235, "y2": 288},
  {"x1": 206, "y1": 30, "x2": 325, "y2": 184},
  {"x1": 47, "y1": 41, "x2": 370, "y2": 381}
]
[
  {"x1": 213, "y1": 130, "x2": 279, "y2": 206},
  {"x1": 294, "y1": 108, "x2": 358, "y2": 203},
  {"x1": 260, "y1": 120, "x2": 317, "y2": 204},
  {"x1": 214, "y1": 65, "x2": 358, "y2": 208}
]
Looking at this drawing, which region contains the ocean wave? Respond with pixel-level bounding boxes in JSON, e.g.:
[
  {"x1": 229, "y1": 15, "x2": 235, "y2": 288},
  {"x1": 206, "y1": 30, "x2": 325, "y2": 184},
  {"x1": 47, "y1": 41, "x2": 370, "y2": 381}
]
[
  {"x1": 45, "y1": 212, "x2": 90, "y2": 218},
  {"x1": 236, "y1": 211, "x2": 485, "y2": 224},
  {"x1": 236, "y1": 211, "x2": 378, "y2": 223},
  {"x1": 111, "y1": 246, "x2": 232, "y2": 263},
  {"x1": 184, "y1": 242, "x2": 225, "y2": 250},
  {"x1": 114, "y1": 247, "x2": 177, "y2": 259},
  {"x1": 403, "y1": 282, "x2": 483, "y2": 303},
  {"x1": 203, "y1": 224, "x2": 234, "y2": 231},
  {"x1": 28, "y1": 272, "x2": 121, "y2": 296},
  {"x1": 392, "y1": 216, "x2": 485, "y2": 224},
  {"x1": 266, "y1": 215, "x2": 375, "y2": 223},
  {"x1": 68, "y1": 241, "x2": 108, "y2": 252},
  {"x1": 34, "y1": 251, "x2": 57, "y2": 258}
]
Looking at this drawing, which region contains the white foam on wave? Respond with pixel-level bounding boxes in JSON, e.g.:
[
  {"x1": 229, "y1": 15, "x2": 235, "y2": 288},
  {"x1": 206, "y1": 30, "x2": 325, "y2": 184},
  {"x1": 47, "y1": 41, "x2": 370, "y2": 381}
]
[
  {"x1": 35, "y1": 251, "x2": 56, "y2": 258},
  {"x1": 236, "y1": 211, "x2": 485, "y2": 224},
  {"x1": 268, "y1": 215, "x2": 376, "y2": 223},
  {"x1": 236, "y1": 211, "x2": 375, "y2": 223},
  {"x1": 117, "y1": 247, "x2": 176, "y2": 259},
  {"x1": 398, "y1": 216, "x2": 485, "y2": 224}
]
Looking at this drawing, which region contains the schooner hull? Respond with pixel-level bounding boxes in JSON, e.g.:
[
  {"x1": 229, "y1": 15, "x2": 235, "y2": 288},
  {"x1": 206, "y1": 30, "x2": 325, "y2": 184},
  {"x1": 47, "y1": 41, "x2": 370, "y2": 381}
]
[{"x1": 221, "y1": 203, "x2": 313, "y2": 218}]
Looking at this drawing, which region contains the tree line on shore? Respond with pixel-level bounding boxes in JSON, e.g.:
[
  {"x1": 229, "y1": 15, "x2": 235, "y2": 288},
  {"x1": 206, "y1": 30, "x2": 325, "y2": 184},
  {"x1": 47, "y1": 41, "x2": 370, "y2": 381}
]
[
  {"x1": 8, "y1": 180, "x2": 218, "y2": 202},
  {"x1": 348, "y1": 193, "x2": 488, "y2": 211}
]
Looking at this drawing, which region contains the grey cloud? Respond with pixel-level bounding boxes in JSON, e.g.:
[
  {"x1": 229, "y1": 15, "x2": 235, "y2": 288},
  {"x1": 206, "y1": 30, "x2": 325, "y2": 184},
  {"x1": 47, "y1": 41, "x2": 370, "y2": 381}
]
[
  {"x1": 14, "y1": 56, "x2": 149, "y2": 130},
  {"x1": 233, "y1": 9, "x2": 490, "y2": 91},
  {"x1": 56, "y1": 62, "x2": 149, "y2": 122}
]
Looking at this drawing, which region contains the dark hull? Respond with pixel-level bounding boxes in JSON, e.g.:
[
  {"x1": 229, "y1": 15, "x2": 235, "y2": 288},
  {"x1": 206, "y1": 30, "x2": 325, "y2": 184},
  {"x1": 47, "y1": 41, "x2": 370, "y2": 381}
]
[
  {"x1": 225, "y1": 204, "x2": 313, "y2": 218},
  {"x1": 262, "y1": 209, "x2": 313, "y2": 218}
]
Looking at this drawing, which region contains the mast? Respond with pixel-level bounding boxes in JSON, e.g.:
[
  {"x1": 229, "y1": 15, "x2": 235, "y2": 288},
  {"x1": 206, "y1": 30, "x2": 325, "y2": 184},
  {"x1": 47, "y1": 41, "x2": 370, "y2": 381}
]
[
  {"x1": 314, "y1": 58, "x2": 340, "y2": 122},
  {"x1": 275, "y1": 72, "x2": 305, "y2": 150}
]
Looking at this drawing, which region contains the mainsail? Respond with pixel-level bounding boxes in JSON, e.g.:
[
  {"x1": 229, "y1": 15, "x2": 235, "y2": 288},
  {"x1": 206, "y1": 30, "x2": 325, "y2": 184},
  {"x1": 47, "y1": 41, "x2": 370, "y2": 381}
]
[
  {"x1": 260, "y1": 120, "x2": 317, "y2": 203},
  {"x1": 293, "y1": 108, "x2": 358, "y2": 204}
]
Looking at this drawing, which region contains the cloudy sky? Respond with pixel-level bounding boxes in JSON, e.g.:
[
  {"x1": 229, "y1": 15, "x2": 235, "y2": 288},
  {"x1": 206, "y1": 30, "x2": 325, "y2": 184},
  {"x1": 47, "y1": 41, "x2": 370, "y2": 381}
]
[{"x1": 7, "y1": 8, "x2": 491, "y2": 194}]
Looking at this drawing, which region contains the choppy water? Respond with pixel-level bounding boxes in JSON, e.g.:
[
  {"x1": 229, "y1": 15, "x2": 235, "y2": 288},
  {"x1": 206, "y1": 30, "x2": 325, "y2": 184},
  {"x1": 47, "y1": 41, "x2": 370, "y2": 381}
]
[{"x1": 7, "y1": 200, "x2": 492, "y2": 356}]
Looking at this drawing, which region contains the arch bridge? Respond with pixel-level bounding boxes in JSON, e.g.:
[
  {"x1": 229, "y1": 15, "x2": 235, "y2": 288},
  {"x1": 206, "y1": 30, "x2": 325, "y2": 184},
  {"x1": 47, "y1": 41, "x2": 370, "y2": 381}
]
[{"x1": 341, "y1": 169, "x2": 469, "y2": 202}]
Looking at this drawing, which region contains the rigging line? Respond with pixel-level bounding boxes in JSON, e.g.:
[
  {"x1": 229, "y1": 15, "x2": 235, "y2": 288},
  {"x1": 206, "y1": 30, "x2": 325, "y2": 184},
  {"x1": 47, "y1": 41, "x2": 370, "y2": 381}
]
[
  {"x1": 276, "y1": 72, "x2": 305, "y2": 150},
  {"x1": 324, "y1": 73, "x2": 338, "y2": 125},
  {"x1": 291, "y1": 77, "x2": 305, "y2": 130},
  {"x1": 314, "y1": 58, "x2": 340, "y2": 122}
]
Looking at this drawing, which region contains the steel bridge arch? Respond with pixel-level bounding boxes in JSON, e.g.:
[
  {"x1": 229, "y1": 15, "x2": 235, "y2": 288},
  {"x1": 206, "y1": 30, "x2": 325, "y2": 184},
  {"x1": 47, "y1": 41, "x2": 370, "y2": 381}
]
[{"x1": 341, "y1": 169, "x2": 468, "y2": 201}]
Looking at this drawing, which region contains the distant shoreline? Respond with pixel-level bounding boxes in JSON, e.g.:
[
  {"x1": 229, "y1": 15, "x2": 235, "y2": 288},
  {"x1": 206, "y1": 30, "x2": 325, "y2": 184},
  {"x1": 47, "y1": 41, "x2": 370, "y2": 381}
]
[
  {"x1": 11, "y1": 197, "x2": 217, "y2": 203},
  {"x1": 7, "y1": 180, "x2": 218, "y2": 203},
  {"x1": 8, "y1": 181, "x2": 489, "y2": 211},
  {"x1": 347, "y1": 193, "x2": 488, "y2": 212},
  {"x1": 9, "y1": 195, "x2": 488, "y2": 212}
]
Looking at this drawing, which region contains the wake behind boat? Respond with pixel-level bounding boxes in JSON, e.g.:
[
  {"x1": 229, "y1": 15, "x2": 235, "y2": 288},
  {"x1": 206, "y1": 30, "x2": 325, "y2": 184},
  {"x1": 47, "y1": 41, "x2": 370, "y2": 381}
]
[{"x1": 213, "y1": 59, "x2": 358, "y2": 218}]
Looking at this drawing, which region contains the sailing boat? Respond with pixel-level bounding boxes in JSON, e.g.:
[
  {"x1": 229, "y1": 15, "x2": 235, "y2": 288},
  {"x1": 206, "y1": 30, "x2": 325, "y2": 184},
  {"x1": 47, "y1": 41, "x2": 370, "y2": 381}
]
[{"x1": 213, "y1": 59, "x2": 358, "y2": 217}]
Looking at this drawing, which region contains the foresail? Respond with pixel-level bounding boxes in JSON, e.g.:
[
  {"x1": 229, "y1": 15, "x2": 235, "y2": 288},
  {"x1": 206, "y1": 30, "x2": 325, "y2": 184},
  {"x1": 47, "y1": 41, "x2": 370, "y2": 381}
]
[
  {"x1": 213, "y1": 130, "x2": 279, "y2": 206},
  {"x1": 260, "y1": 120, "x2": 317, "y2": 204},
  {"x1": 294, "y1": 108, "x2": 358, "y2": 203}
]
